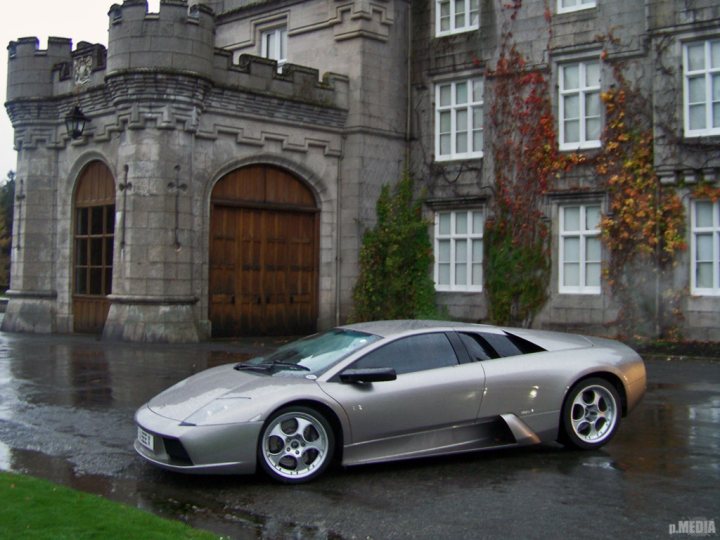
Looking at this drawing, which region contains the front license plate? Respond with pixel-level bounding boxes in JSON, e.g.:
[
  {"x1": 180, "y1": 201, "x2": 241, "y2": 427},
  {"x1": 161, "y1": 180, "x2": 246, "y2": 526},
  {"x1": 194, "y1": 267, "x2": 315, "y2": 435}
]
[{"x1": 137, "y1": 427, "x2": 155, "y2": 451}]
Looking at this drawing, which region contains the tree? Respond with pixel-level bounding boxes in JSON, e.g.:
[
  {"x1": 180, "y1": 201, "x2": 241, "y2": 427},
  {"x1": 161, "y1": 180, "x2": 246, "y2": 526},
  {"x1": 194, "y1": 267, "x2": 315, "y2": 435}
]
[
  {"x1": 0, "y1": 171, "x2": 15, "y2": 290},
  {"x1": 351, "y1": 170, "x2": 438, "y2": 321}
]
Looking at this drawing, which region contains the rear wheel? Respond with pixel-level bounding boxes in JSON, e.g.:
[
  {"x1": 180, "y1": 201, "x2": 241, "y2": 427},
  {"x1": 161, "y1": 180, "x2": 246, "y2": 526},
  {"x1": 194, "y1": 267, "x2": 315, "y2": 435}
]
[
  {"x1": 561, "y1": 378, "x2": 621, "y2": 450},
  {"x1": 258, "y1": 406, "x2": 334, "y2": 483}
]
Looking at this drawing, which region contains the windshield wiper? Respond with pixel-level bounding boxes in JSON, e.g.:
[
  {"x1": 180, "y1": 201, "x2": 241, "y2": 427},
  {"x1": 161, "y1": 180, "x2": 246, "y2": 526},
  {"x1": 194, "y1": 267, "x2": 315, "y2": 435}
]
[
  {"x1": 263, "y1": 361, "x2": 311, "y2": 372},
  {"x1": 234, "y1": 363, "x2": 272, "y2": 372}
]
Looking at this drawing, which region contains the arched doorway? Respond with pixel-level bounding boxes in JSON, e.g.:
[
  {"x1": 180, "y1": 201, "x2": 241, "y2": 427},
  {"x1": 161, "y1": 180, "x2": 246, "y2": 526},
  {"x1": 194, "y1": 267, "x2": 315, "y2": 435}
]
[
  {"x1": 209, "y1": 165, "x2": 319, "y2": 337},
  {"x1": 72, "y1": 161, "x2": 115, "y2": 333}
]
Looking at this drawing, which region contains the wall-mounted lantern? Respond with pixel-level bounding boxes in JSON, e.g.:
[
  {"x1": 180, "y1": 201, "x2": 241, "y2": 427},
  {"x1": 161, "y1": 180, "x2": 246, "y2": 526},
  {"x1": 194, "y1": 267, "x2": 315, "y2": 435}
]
[{"x1": 64, "y1": 106, "x2": 89, "y2": 139}]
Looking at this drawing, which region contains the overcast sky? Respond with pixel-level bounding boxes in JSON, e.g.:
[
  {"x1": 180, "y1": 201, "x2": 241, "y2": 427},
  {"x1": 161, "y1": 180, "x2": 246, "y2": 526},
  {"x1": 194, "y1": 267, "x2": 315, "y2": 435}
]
[{"x1": 1, "y1": 1, "x2": 161, "y2": 182}]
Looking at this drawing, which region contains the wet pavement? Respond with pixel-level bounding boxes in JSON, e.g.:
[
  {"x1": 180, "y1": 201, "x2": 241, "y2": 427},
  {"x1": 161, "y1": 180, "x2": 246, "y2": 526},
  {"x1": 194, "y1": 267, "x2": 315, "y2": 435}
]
[{"x1": 0, "y1": 329, "x2": 718, "y2": 539}]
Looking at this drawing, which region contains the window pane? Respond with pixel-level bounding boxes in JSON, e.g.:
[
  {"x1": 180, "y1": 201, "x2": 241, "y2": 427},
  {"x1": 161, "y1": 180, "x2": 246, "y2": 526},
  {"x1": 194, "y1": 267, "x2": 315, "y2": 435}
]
[
  {"x1": 697, "y1": 234, "x2": 713, "y2": 260},
  {"x1": 563, "y1": 65, "x2": 579, "y2": 90},
  {"x1": 473, "y1": 129, "x2": 483, "y2": 152},
  {"x1": 456, "y1": 132, "x2": 467, "y2": 153},
  {"x1": 472, "y1": 263, "x2": 482, "y2": 285},
  {"x1": 439, "y1": 85, "x2": 452, "y2": 107},
  {"x1": 456, "y1": 109, "x2": 468, "y2": 131},
  {"x1": 585, "y1": 92, "x2": 600, "y2": 117},
  {"x1": 472, "y1": 211, "x2": 484, "y2": 234},
  {"x1": 440, "y1": 111, "x2": 451, "y2": 132},
  {"x1": 472, "y1": 79, "x2": 484, "y2": 102},
  {"x1": 712, "y1": 74, "x2": 720, "y2": 101},
  {"x1": 564, "y1": 95, "x2": 579, "y2": 119},
  {"x1": 77, "y1": 208, "x2": 88, "y2": 235},
  {"x1": 564, "y1": 207, "x2": 580, "y2": 231},
  {"x1": 440, "y1": 134, "x2": 451, "y2": 155},
  {"x1": 586, "y1": 117, "x2": 601, "y2": 141},
  {"x1": 76, "y1": 268, "x2": 87, "y2": 294},
  {"x1": 90, "y1": 268, "x2": 103, "y2": 295},
  {"x1": 690, "y1": 104, "x2": 706, "y2": 130},
  {"x1": 564, "y1": 237, "x2": 580, "y2": 262},
  {"x1": 697, "y1": 262, "x2": 713, "y2": 288},
  {"x1": 455, "y1": 264, "x2": 467, "y2": 285},
  {"x1": 455, "y1": 239, "x2": 467, "y2": 262},
  {"x1": 76, "y1": 238, "x2": 88, "y2": 266},
  {"x1": 104, "y1": 237, "x2": 114, "y2": 266},
  {"x1": 472, "y1": 107, "x2": 483, "y2": 129},
  {"x1": 439, "y1": 213, "x2": 451, "y2": 234},
  {"x1": 564, "y1": 263, "x2": 580, "y2": 286},
  {"x1": 586, "y1": 262, "x2": 601, "y2": 286},
  {"x1": 564, "y1": 120, "x2": 579, "y2": 143},
  {"x1": 456, "y1": 82, "x2": 468, "y2": 105},
  {"x1": 712, "y1": 41, "x2": 720, "y2": 69},
  {"x1": 438, "y1": 239, "x2": 451, "y2": 262},
  {"x1": 687, "y1": 43, "x2": 706, "y2": 72},
  {"x1": 438, "y1": 264, "x2": 451, "y2": 285},
  {"x1": 471, "y1": 239, "x2": 483, "y2": 261},
  {"x1": 714, "y1": 102, "x2": 720, "y2": 129},
  {"x1": 696, "y1": 201, "x2": 713, "y2": 227},
  {"x1": 91, "y1": 207, "x2": 104, "y2": 235},
  {"x1": 105, "y1": 268, "x2": 113, "y2": 294},
  {"x1": 688, "y1": 76, "x2": 706, "y2": 103},
  {"x1": 91, "y1": 238, "x2": 103, "y2": 266},
  {"x1": 106, "y1": 206, "x2": 115, "y2": 234},
  {"x1": 456, "y1": 213, "x2": 467, "y2": 234},
  {"x1": 586, "y1": 237, "x2": 601, "y2": 261},
  {"x1": 585, "y1": 62, "x2": 600, "y2": 87},
  {"x1": 440, "y1": 15, "x2": 450, "y2": 32},
  {"x1": 586, "y1": 206, "x2": 601, "y2": 230}
]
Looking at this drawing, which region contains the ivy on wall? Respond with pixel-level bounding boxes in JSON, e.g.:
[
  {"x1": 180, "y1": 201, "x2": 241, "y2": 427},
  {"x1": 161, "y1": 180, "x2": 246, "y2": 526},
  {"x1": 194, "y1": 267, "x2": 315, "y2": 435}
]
[
  {"x1": 483, "y1": 4, "x2": 557, "y2": 327},
  {"x1": 595, "y1": 48, "x2": 687, "y2": 340}
]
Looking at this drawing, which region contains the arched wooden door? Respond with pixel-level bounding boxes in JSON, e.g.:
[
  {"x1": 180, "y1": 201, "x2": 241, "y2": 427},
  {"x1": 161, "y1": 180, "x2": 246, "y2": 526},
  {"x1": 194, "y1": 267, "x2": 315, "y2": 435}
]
[
  {"x1": 209, "y1": 165, "x2": 319, "y2": 337},
  {"x1": 73, "y1": 162, "x2": 115, "y2": 333}
]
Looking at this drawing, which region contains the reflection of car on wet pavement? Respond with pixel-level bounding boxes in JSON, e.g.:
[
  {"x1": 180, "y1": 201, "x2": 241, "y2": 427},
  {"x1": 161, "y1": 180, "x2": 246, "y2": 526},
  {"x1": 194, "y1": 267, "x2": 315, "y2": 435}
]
[{"x1": 134, "y1": 320, "x2": 647, "y2": 483}]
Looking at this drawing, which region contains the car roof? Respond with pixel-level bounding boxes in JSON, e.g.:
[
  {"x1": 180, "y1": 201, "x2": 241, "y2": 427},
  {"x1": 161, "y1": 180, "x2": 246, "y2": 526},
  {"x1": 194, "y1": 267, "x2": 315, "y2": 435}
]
[{"x1": 339, "y1": 320, "x2": 494, "y2": 339}]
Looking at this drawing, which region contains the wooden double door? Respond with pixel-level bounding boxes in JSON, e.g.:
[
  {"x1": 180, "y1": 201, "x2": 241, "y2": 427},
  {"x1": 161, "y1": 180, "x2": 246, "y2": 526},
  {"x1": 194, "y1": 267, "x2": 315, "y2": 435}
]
[
  {"x1": 209, "y1": 166, "x2": 319, "y2": 337},
  {"x1": 73, "y1": 162, "x2": 115, "y2": 334}
]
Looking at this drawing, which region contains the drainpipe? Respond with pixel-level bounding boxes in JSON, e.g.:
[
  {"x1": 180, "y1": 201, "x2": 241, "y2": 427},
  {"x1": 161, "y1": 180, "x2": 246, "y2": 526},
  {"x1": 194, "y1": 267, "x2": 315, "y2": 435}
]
[
  {"x1": 405, "y1": 1, "x2": 413, "y2": 165},
  {"x1": 336, "y1": 134, "x2": 346, "y2": 326}
]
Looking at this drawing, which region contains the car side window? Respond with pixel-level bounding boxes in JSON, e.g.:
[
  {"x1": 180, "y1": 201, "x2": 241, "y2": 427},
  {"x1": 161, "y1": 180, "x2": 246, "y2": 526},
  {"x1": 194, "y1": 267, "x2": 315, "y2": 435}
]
[
  {"x1": 352, "y1": 333, "x2": 459, "y2": 375},
  {"x1": 458, "y1": 332, "x2": 495, "y2": 360},
  {"x1": 476, "y1": 331, "x2": 546, "y2": 357}
]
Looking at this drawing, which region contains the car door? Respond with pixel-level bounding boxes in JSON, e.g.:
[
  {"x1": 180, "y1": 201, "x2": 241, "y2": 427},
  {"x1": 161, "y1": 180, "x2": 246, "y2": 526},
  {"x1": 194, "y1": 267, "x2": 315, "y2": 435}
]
[
  {"x1": 460, "y1": 331, "x2": 568, "y2": 440},
  {"x1": 319, "y1": 332, "x2": 486, "y2": 466}
]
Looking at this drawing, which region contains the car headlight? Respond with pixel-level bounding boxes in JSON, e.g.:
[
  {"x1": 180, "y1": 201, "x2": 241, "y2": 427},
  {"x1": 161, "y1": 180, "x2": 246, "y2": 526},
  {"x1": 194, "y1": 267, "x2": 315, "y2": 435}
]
[{"x1": 181, "y1": 397, "x2": 251, "y2": 426}]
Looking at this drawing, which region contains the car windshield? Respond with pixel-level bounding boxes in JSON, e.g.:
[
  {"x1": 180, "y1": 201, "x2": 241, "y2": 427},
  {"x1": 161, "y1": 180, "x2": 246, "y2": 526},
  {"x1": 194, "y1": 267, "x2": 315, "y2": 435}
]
[{"x1": 240, "y1": 329, "x2": 380, "y2": 375}]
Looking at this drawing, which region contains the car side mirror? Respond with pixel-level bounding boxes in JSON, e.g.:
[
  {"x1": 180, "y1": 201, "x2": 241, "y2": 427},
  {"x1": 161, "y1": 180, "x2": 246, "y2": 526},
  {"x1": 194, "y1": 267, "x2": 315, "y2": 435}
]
[{"x1": 339, "y1": 367, "x2": 397, "y2": 384}]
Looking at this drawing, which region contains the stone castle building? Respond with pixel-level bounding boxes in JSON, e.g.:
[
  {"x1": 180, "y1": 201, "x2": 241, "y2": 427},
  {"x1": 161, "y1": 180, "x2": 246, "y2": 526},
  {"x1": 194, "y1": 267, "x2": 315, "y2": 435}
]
[{"x1": 3, "y1": 0, "x2": 719, "y2": 342}]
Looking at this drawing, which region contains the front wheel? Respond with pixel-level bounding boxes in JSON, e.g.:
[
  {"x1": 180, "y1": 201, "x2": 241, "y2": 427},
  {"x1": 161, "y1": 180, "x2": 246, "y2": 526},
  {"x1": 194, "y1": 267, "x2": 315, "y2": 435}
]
[
  {"x1": 560, "y1": 378, "x2": 621, "y2": 450},
  {"x1": 257, "y1": 406, "x2": 334, "y2": 483}
]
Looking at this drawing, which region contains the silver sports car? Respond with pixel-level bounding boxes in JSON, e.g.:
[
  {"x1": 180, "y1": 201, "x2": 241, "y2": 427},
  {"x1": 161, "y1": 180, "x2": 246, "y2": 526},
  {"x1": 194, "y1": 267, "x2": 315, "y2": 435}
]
[{"x1": 134, "y1": 320, "x2": 646, "y2": 483}]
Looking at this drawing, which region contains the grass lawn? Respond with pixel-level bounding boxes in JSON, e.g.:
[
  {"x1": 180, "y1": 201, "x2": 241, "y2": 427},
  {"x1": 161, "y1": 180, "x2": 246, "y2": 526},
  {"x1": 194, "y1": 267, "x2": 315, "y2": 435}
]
[{"x1": 0, "y1": 471, "x2": 219, "y2": 539}]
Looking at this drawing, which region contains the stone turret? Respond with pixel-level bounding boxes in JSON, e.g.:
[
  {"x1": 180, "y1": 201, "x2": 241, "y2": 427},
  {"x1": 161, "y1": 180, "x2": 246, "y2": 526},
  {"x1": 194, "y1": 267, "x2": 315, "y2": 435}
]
[
  {"x1": 6, "y1": 37, "x2": 73, "y2": 101},
  {"x1": 107, "y1": 0, "x2": 216, "y2": 79}
]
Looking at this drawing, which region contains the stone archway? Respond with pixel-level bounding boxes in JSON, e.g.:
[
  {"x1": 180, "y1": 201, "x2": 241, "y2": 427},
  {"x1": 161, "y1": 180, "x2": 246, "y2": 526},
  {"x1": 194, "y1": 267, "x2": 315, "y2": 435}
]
[{"x1": 209, "y1": 165, "x2": 319, "y2": 336}]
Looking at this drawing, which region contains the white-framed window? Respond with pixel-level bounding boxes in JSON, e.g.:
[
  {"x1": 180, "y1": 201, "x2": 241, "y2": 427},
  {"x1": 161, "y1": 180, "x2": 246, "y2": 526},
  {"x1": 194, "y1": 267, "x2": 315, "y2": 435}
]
[
  {"x1": 683, "y1": 40, "x2": 720, "y2": 137},
  {"x1": 558, "y1": 0, "x2": 596, "y2": 14},
  {"x1": 692, "y1": 200, "x2": 720, "y2": 295},
  {"x1": 559, "y1": 60, "x2": 601, "y2": 151},
  {"x1": 434, "y1": 209, "x2": 484, "y2": 292},
  {"x1": 435, "y1": 78, "x2": 484, "y2": 161},
  {"x1": 261, "y1": 26, "x2": 287, "y2": 70},
  {"x1": 436, "y1": 0, "x2": 480, "y2": 36},
  {"x1": 559, "y1": 204, "x2": 602, "y2": 294}
]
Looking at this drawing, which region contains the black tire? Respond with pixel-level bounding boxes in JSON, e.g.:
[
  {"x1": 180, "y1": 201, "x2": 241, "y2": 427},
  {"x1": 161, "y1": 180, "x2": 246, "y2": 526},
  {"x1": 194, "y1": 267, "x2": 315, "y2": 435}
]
[
  {"x1": 560, "y1": 377, "x2": 621, "y2": 450},
  {"x1": 257, "y1": 406, "x2": 335, "y2": 483}
]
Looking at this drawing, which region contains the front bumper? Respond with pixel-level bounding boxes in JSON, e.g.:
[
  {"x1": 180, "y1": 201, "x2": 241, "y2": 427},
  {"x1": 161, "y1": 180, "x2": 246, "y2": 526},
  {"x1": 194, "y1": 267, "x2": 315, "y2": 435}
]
[{"x1": 134, "y1": 404, "x2": 263, "y2": 475}]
